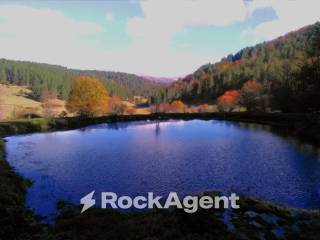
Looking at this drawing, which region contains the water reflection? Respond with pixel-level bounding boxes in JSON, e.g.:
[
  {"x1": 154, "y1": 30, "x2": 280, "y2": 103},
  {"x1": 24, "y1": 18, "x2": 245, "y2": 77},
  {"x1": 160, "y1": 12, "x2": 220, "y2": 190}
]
[
  {"x1": 5, "y1": 120, "x2": 320, "y2": 217},
  {"x1": 236, "y1": 121, "x2": 319, "y2": 156},
  {"x1": 155, "y1": 122, "x2": 161, "y2": 136}
]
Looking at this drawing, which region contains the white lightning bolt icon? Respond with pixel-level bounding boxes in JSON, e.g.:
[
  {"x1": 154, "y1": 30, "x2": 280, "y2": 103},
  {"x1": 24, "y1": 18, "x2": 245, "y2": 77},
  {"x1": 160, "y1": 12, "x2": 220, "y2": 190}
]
[{"x1": 80, "y1": 190, "x2": 96, "y2": 213}]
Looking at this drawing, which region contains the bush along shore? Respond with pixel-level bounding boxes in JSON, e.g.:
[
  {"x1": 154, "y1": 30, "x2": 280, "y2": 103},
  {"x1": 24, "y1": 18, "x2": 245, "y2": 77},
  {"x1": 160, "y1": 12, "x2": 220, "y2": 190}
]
[
  {"x1": 0, "y1": 113, "x2": 320, "y2": 239},
  {"x1": 1, "y1": 112, "x2": 320, "y2": 144}
]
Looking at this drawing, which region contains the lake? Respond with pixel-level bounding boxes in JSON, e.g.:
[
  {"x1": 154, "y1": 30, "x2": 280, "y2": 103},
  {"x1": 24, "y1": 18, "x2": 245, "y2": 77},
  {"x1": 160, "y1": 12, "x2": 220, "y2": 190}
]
[{"x1": 5, "y1": 120, "x2": 320, "y2": 217}]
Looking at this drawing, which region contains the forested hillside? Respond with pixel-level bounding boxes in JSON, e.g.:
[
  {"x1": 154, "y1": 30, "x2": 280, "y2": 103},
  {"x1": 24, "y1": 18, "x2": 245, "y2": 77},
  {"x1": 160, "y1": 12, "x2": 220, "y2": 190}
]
[
  {"x1": 1, "y1": 22, "x2": 319, "y2": 113},
  {"x1": 155, "y1": 22, "x2": 320, "y2": 112},
  {"x1": 0, "y1": 59, "x2": 164, "y2": 100}
]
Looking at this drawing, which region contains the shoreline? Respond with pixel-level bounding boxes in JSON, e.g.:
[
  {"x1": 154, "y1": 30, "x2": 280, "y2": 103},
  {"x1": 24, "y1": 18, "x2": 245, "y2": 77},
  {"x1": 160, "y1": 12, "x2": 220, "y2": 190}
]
[
  {"x1": 1, "y1": 112, "x2": 320, "y2": 239},
  {"x1": 1, "y1": 112, "x2": 319, "y2": 144}
]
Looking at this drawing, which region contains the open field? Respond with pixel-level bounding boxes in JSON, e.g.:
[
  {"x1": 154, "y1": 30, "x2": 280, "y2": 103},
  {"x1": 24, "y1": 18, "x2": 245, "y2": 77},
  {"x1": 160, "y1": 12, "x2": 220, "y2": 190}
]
[
  {"x1": 121, "y1": 100, "x2": 151, "y2": 114},
  {"x1": 0, "y1": 84, "x2": 66, "y2": 119},
  {"x1": 0, "y1": 84, "x2": 42, "y2": 119}
]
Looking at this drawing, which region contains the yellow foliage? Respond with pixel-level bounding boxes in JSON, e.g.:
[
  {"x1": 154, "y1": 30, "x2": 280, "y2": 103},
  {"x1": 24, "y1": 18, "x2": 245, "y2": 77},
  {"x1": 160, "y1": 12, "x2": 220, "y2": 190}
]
[
  {"x1": 171, "y1": 100, "x2": 187, "y2": 112},
  {"x1": 66, "y1": 76, "x2": 108, "y2": 117}
]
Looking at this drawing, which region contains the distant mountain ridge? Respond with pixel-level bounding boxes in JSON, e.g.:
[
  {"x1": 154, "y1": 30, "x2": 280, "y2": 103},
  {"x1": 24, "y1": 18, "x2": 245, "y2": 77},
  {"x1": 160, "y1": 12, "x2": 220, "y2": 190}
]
[{"x1": 141, "y1": 75, "x2": 176, "y2": 84}]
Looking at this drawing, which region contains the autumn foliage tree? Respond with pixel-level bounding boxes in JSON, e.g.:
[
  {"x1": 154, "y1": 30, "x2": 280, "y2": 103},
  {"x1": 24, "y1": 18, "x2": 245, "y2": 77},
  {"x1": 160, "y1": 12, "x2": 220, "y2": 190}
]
[
  {"x1": 66, "y1": 76, "x2": 108, "y2": 117},
  {"x1": 217, "y1": 90, "x2": 240, "y2": 112},
  {"x1": 170, "y1": 100, "x2": 187, "y2": 113},
  {"x1": 108, "y1": 96, "x2": 126, "y2": 115},
  {"x1": 240, "y1": 80, "x2": 267, "y2": 112},
  {"x1": 198, "y1": 104, "x2": 211, "y2": 113},
  {"x1": 152, "y1": 100, "x2": 187, "y2": 113},
  {"x1": 152, "y1": 103, "x2": 171, "y2": 113}
]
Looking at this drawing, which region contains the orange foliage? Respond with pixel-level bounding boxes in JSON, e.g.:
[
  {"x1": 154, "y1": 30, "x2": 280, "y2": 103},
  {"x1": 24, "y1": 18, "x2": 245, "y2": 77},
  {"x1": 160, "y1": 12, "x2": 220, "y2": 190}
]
[
  {"x1": 152, "y1": 100, "x2": 187, "y2": 113},
  {"x1": 240, "y1": 80, "x2": 266, "y2": 112},
  {"x1": 170, "y1": 100, "x2": 187, "y2": 113},
  {"x1": 153, "y1": 103, "x2": 171, "y2": 113},
  {"x1": 241, "y1": 80, "x2": 263, "y2": 93},
  {"x1": 217, "y1": 90, "x2": 240, "y2": 112},
  {"x1": 108, "y1": 96, "x2": 126, "y2": 115},
  {"x1": 66, "y1": 76, "x2": 108, "y2": 117},
  {"x1": 126, "y1": 108, "x2": 136, "y2": 115},
  {"x1": 108, "y1": 96, "x2": 121, "y2": 110},
  {"x1": 197, "y1": 104, "x2": 211, "y2": 113}
]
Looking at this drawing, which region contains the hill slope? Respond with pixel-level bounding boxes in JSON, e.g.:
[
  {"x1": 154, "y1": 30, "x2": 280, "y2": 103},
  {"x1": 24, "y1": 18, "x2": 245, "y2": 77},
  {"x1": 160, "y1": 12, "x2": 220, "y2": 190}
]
[
  {"x1": 0, "y1": 84, "x2": 67, "y2": 119},
  {"x1": 0, "y1": 59, "x2": 164, "y2": 100},
  {"x1": 158, "y1": 22, "x2": 320, "y2": 112}
]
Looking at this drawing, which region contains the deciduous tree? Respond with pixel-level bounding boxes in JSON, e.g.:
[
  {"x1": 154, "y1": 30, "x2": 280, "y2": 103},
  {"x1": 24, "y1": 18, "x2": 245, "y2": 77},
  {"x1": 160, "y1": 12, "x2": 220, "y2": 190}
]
[
  {"x1": 198, "y1": 104, "x2": 211, "y2": 113},
  {"x1": 240, "y1": 80, "x2": 266, "y2": 112},
  {"x1": 170, "y1": 100, "x2": 187, "y2": 113},
  {"x1": 151, "y1": 103, "x2": 168, "y2": 113},
  {"x1": 66, "y1": 76, "x2": 108, "y2": 117},
  {"x1": 217, "y1": 90, "x2": 240, "y2": 112},
  {"x1": 108, "y1": 96, "x2": 126, "y2": 115}
]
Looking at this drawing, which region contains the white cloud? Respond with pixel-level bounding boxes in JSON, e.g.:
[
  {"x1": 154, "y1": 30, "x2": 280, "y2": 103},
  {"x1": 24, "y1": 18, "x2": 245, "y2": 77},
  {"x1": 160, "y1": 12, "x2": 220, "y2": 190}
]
[
  {"x1": 2, "y1": 1, "x2": 319, "y2": 77},
  {"x1": 105, "y1": 12, "x2": 113, "y2": 22},
  {"x1": 0, "y1": 3, "x2": 214, "y2": 77},
  {"x1": 124, "y1": 0, "x2": 247, "y2": 76},
  {"x1": 0, "y1": 5, "x2": 103, "y2": 69},
  {"x1": 127, "y1": 0, "x2": 246, "y2": 44},
  {"x1": 0, "y1": 2, "x2": 248, "y2": 77},
  {"x1": 243, "y1": 0, "x2": 320, "y2": 43},
  {"x1": 245, "y1": 0, "x2": 273, "y2": 15}
]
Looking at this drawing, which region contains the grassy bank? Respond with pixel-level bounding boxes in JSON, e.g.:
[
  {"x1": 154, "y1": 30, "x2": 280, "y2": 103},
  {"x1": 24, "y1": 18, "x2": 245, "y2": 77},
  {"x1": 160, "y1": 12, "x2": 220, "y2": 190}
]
[
  {"x1": 0, "y1": 113, "x2": 320, "y2": 239},
  {"x1": 1, "y1": 112, "x2": 320, "y2": 145},
  {"x1": 48, "y1": 194, "x2": 320, "y2": 240},
  {"x1": 0, "y1": 139, "x2": 43, "y2": 239}
]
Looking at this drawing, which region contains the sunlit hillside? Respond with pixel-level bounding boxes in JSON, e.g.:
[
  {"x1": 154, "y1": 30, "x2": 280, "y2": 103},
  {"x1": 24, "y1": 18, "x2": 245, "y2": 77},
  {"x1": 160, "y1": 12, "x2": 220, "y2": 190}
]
[{"x1": 0, "y1": 84, "x2": 67, "y2": 119}]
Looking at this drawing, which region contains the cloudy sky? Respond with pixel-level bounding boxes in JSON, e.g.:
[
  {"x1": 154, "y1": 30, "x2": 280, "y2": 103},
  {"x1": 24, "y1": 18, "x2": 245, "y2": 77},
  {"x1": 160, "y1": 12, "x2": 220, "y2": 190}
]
[{"x1": 0, "y1": 0, "x2": 319, "y2": 77}]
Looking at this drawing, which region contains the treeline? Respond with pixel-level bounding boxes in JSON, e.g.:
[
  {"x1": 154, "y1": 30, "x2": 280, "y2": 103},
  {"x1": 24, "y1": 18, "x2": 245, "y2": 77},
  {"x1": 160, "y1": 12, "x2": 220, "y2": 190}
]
[
  {"x1": 155, "y1": 22, "x2": 320, "y2": 113},
  {"x1": 0, "y1": 59, "x2": 164, "y2": 100}
]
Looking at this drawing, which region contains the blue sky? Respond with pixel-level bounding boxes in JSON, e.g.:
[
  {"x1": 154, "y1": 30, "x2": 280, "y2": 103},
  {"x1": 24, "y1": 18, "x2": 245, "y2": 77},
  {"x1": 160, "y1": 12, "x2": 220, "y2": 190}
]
[{"x1": 0, "y1": 0, "x2": 319, "y2": 77}]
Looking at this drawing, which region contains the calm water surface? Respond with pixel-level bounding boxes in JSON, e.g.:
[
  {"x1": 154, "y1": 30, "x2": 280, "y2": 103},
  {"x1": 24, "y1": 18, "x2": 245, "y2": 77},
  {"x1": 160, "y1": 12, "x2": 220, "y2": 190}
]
[{"x1": 5, "y1": 120, "x2": 320, "y2": 216}]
